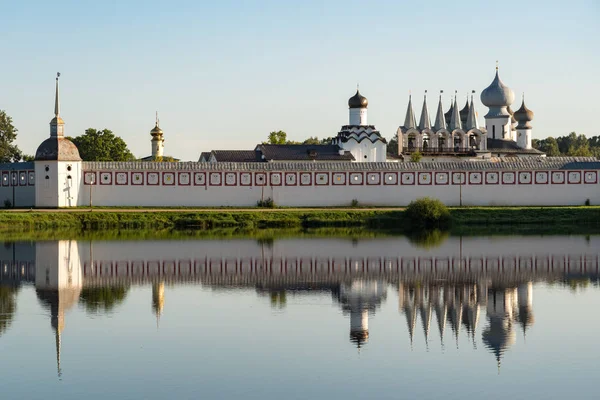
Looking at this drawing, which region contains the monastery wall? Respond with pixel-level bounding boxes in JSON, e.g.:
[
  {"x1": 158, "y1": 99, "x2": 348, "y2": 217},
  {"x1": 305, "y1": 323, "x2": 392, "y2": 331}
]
[
  {"x1": 74, "y1": 160, "x2": 600, "y2": 207},
  {"x1": 0, "y1": 162, "x2": 36, "y2": 207}
]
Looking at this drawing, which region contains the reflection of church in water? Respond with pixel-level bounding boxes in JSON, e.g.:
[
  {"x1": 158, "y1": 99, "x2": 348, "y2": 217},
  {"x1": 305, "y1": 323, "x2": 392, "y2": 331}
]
[
  {"x1": 399, "y1": 281, "x2": 534, "y2": 370},
  {"x1": 3, "y1": 237, "x2": 599, "y2": 376}
]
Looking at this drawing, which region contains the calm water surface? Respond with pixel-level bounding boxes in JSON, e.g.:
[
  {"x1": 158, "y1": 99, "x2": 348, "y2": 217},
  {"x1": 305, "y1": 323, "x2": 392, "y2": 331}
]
[{"x1": 1, "y1": 235, "x2": 599, "y2": 400}]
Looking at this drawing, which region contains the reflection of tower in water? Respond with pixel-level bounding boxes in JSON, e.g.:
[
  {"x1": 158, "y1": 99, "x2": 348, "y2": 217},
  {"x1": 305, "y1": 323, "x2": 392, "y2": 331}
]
[
  {"x1": 34, "y1": 240, "x2": 82, "y2": 378},
  {"x1": 152, "y1": 282, "x2": 165, "y2": 327},
  {"x1": 336, "y1": 280, "x2": 386, "y2": 349},
  {"x1": 399, "y1": 280, "x2": 534, "y2": 369}
]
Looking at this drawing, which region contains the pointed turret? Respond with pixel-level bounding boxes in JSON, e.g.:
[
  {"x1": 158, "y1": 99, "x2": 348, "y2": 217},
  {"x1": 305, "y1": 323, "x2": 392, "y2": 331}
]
[
  {"x1": 55, "y1": 329, "x2": 62, "y2": 378},
  {"x1": 420, "y1": 301, "x2": 433, "y2": 348},
  {"x1": 433, "y1": 92, "x2": 446, "y2": 131},
  {"x1": 449, "y1": 96, "x2": 462, "y2": 131},
  {"x1": 403, "y1": 94, "x2": 417, "y2": 130},
  {"x1": 444, "y1": 101, "x2": 454, "y2": 126},
  {"x1": 465, "y1": 92, "x2": 479, "y2": 131},
  {"x1": 50, "y1": 72, "x2": 65, "y2": 137},
  {"x1": 459, "y1": 97, "x2": 470, "y2": 128},
  {"x1": 418, "y1": 92, "x2": 431, "y2": 130}
]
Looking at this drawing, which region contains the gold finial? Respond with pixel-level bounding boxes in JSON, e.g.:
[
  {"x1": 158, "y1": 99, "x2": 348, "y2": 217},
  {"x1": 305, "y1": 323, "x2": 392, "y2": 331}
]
[
  {"x1": 357, "y1": 83, "x2": 359, "y2": 91},
  {"x1": 155, "y1": 111, "x2": 158, "y2": 127},
  {"x1": 496, "y1": 60, "x2": 499, "y2": 71}
]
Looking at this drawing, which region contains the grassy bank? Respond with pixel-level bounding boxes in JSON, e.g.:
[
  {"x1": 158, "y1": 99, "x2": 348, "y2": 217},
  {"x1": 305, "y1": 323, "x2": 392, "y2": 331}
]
[{"x1": 0, "y1": 206, "x2": 599, "y2": 233}]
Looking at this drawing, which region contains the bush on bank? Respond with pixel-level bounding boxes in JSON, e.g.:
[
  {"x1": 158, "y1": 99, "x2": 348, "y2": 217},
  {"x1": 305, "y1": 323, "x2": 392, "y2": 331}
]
[{"x1": 404, "y1": 197, "x2": 451, "y2": 229}]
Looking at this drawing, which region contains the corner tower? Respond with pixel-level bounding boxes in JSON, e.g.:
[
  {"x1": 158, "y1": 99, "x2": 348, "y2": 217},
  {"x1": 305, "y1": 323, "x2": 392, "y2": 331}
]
[{"x1": 34, "y1": 74, "x2": 83, "y2": 208}]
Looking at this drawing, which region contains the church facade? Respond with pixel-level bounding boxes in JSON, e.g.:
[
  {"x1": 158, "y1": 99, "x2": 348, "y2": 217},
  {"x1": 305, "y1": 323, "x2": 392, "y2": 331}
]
[{"x1": 0, "y1": 71, "x2": 598, "y2": 208}]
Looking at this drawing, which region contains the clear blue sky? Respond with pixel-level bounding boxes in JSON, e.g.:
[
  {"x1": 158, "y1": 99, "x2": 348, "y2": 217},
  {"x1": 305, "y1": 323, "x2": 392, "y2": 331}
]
[{"x1": 2, "y1": 0, "x2": 599, "y2": 161}]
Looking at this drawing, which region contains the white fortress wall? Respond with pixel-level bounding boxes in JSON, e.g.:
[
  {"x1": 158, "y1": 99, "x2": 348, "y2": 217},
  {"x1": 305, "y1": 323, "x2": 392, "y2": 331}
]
[{"x1": 76, "y1": 160, "x2": 600, "y2": 207}]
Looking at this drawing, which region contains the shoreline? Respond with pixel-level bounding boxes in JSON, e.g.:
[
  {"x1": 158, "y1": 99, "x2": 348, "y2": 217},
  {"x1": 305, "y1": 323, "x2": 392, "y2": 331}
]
[{"x1": 0, "y1": 206, "x2": 599, "y2": 233}]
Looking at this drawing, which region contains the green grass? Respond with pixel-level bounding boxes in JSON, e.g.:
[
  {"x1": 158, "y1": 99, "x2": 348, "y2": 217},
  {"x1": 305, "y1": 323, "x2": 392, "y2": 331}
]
[{"x1": 0, "y1": 207, "x2": 599, "y2": 235}]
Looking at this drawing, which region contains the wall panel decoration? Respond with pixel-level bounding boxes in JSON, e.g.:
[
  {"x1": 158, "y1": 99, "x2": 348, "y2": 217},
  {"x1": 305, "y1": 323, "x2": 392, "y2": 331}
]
[
  {"x1": 551, "y1": 171, "x2": 565, "y2": 184},
  {"x1": 254, "y1": 172, "x2": 267, "y2": 186},
  {"x1": 270, "y1": 172, "x2": 282, "y2": 186},
  {"x1": 518, "y1": 171, "x2": 532, "y2": 184},
  {"x1": 349, "y1": 172, "x2": 364, "y2": 185},
  {"x1": 300, "y1": 172, "x2": 312, "y2": 186},
  {"x1": 367, "y1": 172, "x2": 381, "y2": 185},
  {"x1": 451, "y1": 172, "x2": 465, "y2": 185},
  {"x1": 100, "y1": 172, "x2": 113, "y2": 185},
  {"x1": 384, "y1": 172, "x2": 398, "y2": 185},
  {"x1": 469, "y1": 172, "x2": 483, "y2": 185},
  {"x1": 19, "y1": 171, "x2": 27, "y2": 186},
  {"x1": 418, "y1": 172, "x2": 432, "y2": 185},
  {"x1": 568, "y1": 171, "x2": 582, "y2": 184},
  {"x1": 285, "y1": 172, "x2": 297, "y2": 186},
  {"x1": 401, "y1": 172, "x2": 415, "y2": 185},
  {"x1": 1, "y1": 172, "x2": 8, "y2": 187},
  {"x1": 115, "y1": 172, "x2": 128, "y2": 185},
  {"x1": 240, "y1": 172, "x2": 252, "y2": 186},
  {"x1": 485, "y1": 171, "x2": 499, "y2": 185},
  {"x1": 147, "y1": 172, "x2": 160, "y2": 186},
  {"x1": 28, "y1": 171, "x2": 35, "y2": 186},
  {"x1": 209, "y1": 172, "x2": 222, "y2": 186},
  {"x1": 131, "y1": 172, "x2": 144, "y2": 185},
  {"x1": 535, "y1": 171, "x2": 549, "y2": 184},
  {"x1": 315, "y1": 172, "x2": 329, "y2": 185},
  {"x1": 179, "y1": 172, "x2": 191, "y2": 186},
  {"x1": 333, "y1": 172, "x2": 346, "y2": 185},
  {"x1": 162, "y1": 172, "x2": 176, "y2": 186},
  {"x1": 435, "y1": 172, "x2": 449, "y2": 185},
  {"x1": 224, "y1": 172, "x2": 237, "y2": 186},
  {"x1": 193, "y1": 172, "x2": 206, "y2": 186},
  {"x1": 502, "y1": 171, "x2": 516, "y2": 185},
  {"x1": 584, "y1": 171, "x2": 598, "y2": 184},
  {"x1": 84, "y1": 172, "x2": 96, "y2": 185}
]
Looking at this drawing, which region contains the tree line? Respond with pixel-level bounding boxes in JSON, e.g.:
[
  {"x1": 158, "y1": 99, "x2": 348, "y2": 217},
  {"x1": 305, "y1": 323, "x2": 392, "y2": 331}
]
[{"x1": 532, "y1": 132, "x2": 600, "y2": 158}]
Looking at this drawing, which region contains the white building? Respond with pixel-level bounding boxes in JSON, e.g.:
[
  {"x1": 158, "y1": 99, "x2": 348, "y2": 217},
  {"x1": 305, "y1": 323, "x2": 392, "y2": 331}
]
[
  {"x1": 398, "y1": 67, "x2": 544, "y2": 161},
  {"x1": 331, "y1": 89, "x2": 388, "y2": 162}
]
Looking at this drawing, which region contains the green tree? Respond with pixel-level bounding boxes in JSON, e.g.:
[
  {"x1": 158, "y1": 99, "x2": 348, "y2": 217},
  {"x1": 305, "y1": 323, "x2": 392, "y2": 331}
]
[
  {"x1": 301, "y1": 136, "x2": 321, "y2": 145},
  {"x1": 68, "y1": 129, "x2": 135, "y2": 161},
  {"x1": 533, "y1": 137, "x2": 560, "y2": 156},
  {"x1": 79, "y1": 286, "x2": 129, "y2": 314},
  {"x1": 387, "y1": 133, "x2": 398, "y2": 157},
  {"x1": 566, "y1": 133, "x2": 592, "y2": 157},
  {"x1": 265, "y1": 130, "x2": 288, "y2": 145},
  {"x1": 0, "y1": 110, "x2": 22, "y2": 163},
  {"x1": 21, "y1": 154, "x2": 35, "y2": 162}
]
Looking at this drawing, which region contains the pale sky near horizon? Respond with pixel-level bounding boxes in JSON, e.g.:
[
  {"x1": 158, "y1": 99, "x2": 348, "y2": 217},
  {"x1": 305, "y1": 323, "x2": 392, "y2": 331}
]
[{"x1": 2, "y1": 0, "x2": 599, "y2": 161}]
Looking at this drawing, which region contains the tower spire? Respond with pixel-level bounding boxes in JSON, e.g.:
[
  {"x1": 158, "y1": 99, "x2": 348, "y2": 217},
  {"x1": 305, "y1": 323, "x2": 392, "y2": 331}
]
[
  {"x1": 449, "y1": 93, "x2": 462, "y2": 130},
  {"x1": 54, "y1": 72, "x2": 60, "y2": 118},
  {"x1": 418, "y1": 90, "x2": 431, "y2": 130},
  {"x1": 466, "y1": 90, "x2": 479, "y2": 130},
  {"x1": 403, "y1": 93, "x2": 417, "y2": 129},
  {"x1": 433, "y1": 91, "x2": 446, "y2": 131}
]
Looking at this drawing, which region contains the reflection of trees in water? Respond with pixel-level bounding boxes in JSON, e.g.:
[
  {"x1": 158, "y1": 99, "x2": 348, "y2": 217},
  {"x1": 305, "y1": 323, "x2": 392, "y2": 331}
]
[
  {"x1": 0, "y1": 285, "x2": 19, "y2": 336},
  {"x1": 269, "y1": 291, "x2": 287, "y2": 309},
  {"x1": 407, "y1": 229, "x2": 449, "y2": 249},
  {"x1": 79, "y1": 286, "x2": 129, "y2": 314}
]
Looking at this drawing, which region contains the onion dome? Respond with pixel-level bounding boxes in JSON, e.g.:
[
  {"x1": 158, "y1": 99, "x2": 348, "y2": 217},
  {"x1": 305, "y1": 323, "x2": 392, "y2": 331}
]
[
  {"x1": 514, "y1": 97, "x2": 534, "y2": 129},
  {"x1": 481, "y1": 69, "x2": 515, "y2": 108},
  {"x1": 150, "y1": 124, "x2": 163, "y2": 136},
  {"x1": 348, "y1": 90, "x2": 368, "y2": 109},
  {"x1": 507, "y1": 106, "x2": 516, "y2": 125}
]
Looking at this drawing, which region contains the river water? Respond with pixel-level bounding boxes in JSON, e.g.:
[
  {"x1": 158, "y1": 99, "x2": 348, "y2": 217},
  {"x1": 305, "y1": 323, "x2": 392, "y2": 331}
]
[{"x1": 1, "y1": 234, "x2": 599, "y2": 399}]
